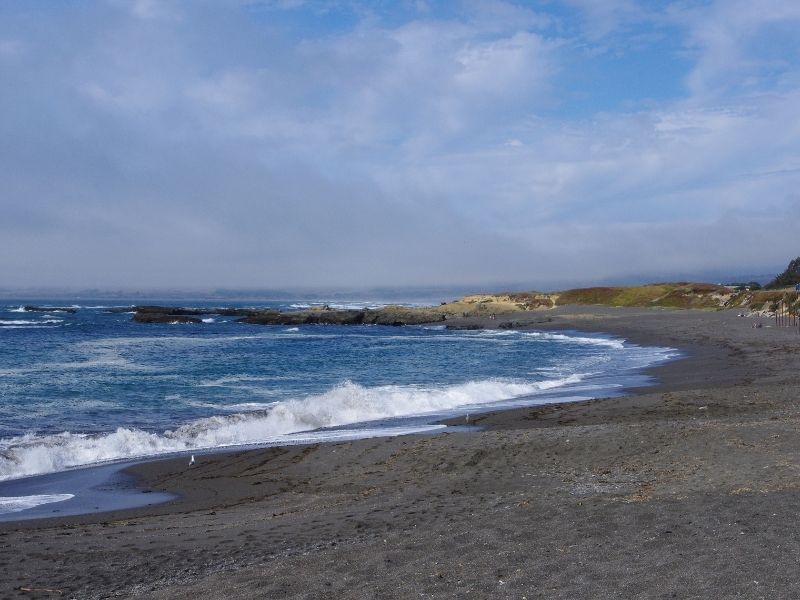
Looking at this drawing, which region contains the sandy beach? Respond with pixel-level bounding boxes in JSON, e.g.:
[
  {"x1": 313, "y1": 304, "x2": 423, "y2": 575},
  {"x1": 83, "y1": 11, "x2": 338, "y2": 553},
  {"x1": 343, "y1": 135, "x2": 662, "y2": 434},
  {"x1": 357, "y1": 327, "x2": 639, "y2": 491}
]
[{"x1": 3, "y1": 305, "x2": 800, "y2": 599}]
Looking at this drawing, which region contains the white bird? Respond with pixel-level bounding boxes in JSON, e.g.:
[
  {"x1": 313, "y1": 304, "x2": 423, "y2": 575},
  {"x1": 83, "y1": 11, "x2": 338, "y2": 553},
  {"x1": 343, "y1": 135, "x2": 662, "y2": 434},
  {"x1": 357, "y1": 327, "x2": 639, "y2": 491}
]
[{"x1": 189, "y1": 454, "x2": 195, "y2": 466}]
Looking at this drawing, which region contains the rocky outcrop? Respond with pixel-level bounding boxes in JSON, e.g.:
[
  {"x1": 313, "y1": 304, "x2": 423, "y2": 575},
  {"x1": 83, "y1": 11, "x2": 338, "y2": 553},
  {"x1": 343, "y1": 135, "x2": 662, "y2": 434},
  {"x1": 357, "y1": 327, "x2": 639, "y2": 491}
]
[
  {"x1": 239, "y1": 307, "x2": 445, "y2": 326},
  {"x1": 131, "y1": 305, "x2": 447, "y2": 327},
  {"x1": 133, "y1": 312, "x2": 202, "y2": 324},
  {"x1": 239, "y1": 310, "x2": 367, "y2": 325},
  {"x1": 23, "y1": 305, "x2": 78, "y2": 313},
  {"x1": 130, "y1": 279, "x2": 795, "y2": 328},
  {"x1": 363, "y1": 307, "x2": 445, "y2": 326},
  {"x1": 133, "y1": 306, "x2": 215, "y2": 316}
]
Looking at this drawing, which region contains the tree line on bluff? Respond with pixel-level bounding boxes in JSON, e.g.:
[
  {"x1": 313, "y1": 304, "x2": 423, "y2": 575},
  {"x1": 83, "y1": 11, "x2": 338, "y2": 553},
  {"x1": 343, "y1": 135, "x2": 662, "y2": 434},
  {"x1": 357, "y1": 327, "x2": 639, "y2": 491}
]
[{"x1": 766, "y1": 257, "x2": 800, "y2": 289}]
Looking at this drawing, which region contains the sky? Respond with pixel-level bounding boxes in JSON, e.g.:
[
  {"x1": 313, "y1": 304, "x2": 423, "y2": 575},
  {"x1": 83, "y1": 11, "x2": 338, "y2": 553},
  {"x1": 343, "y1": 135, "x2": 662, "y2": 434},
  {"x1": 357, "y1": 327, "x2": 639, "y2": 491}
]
[{"x1": 1, "y1": 0, "x2": 799, "y2": 292}]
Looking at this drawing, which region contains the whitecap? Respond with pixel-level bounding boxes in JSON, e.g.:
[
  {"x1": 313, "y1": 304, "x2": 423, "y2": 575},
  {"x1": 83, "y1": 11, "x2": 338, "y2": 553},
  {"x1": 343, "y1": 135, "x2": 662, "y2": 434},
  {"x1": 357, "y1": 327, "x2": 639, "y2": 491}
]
[
  {"x1": 197, "y1": 374, "x2": 281, "y2": 387},
  {"x1": 0, "y1": 319, "x2": 62, "y2": 327},
  {"x1": 519, "y1": 331, "x2": 625, "y2": 349},
  {"x1": 224, "y1": 401, "x2": 279, "y2": 412},
  {"x1": 0, "y1": 375, "x2": 584, "y2": 481}
]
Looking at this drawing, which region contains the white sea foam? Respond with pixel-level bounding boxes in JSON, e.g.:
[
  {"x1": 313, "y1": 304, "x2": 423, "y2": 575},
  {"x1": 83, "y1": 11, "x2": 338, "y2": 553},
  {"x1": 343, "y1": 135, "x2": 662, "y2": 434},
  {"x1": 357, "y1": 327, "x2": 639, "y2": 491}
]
[
  {"x1": 225, "y1": 401, "x2": 280, "y2": 411},
  {"x1": 284, "y1": 327, "x2": 300, "y2": 332},
  {"x1": 0, "y1": 325, "x2": 60, "y2": 330},
  {"x1": 0, "y1": 376, "x2": 583, "y2": 481},
  {"x1": 518, "y1": 331, "x2": 625, "y2": 349},
  {"x1": 0, "y1": 493, "x2": 74, "y2": 515},
  {"x1": 76, "y1": 334, "x2": 259, "y2": 350},
  {"x1": 197, "y1": 374, "x2": 282, "y2": 387},
  {"x1": 0, "y1": 319, "x2": 61, "y2": 326},
  {"x1": 201, "y1": 318, "x2": 215, "y2": 323},
  {"x1": 287, "y1": 301, "x2": 425, "y2": 311},
  {"x1": 78, "y1": 305, "x2": 128, "y2": 309}
]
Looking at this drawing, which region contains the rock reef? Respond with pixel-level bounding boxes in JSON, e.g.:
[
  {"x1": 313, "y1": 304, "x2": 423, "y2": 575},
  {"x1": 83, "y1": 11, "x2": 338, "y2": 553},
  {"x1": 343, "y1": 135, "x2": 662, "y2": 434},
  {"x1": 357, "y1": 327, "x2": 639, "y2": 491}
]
[
  {"x1": 130, "y1": 305, "x2": 447, "y2": 326},
  {"x1": 22, "y1": 305, "x2": 78, "y2": 314}
]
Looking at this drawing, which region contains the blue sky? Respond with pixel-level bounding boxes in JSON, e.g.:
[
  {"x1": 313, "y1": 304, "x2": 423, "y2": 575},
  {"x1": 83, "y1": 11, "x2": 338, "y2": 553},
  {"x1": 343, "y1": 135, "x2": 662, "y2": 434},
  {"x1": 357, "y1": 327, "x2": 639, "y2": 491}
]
[{"x1": 1, "y1": 0, "x2": 799, "y2": 290}]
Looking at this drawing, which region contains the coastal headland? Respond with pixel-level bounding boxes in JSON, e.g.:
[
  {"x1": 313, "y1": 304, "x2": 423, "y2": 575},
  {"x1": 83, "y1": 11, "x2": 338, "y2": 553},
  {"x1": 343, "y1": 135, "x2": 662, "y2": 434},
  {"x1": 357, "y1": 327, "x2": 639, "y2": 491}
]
[
  {"x1": 128, "y1": 281, "x2": 799, "y2": 326},
  {"x1": 3, "y1": 301, "x2": 800, "y2": 598}
]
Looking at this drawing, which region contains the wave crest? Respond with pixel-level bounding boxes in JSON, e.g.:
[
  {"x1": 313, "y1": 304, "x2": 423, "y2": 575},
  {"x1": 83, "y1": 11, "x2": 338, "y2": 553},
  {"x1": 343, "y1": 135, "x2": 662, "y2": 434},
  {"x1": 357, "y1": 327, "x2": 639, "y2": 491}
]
[{"x1": 0, "y1": 376, "x2": 581, "y2": 481}]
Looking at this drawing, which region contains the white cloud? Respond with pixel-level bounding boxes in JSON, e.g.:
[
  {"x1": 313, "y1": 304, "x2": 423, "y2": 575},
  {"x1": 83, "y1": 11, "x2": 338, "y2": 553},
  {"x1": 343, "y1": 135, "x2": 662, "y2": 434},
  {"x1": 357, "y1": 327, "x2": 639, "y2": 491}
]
[
  {"x1": 674, "y1": 0, "x2": 800, "y2": 99},
  {"x1": 561, "y1": 0, "x2": 647, "y2": 40},
  {"x1": 0, "y1": 38, "x2": 26, "y2": 60},
  {"x1": 1, "y1": 1, "x2": 799, "y2": 289},
  {"x1": 124, "y1": 0, "x2": 181, "y2": 20}
]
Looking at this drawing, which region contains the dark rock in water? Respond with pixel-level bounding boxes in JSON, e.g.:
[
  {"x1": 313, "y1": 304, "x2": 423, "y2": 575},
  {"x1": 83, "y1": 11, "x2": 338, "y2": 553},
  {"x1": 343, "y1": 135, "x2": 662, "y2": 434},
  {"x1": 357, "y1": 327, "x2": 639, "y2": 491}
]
[
  {"x1": 23, "y1": 305, "x2": 78, "y2": 314},
  {"x1": 363, "y1": 307, "x2": 445, "y2": 326},
  {"x1": 217, "y1": 308, "x2": 266, "y2": 317},
  {"x1": 133, "y1": 305, "x2": 215, "y2": 316},
  {"x1": 131, "y1": 306, "x2": 269, "y2": 318},
  {"x1": 238, "y1": 310, "x2": 304, "y2": 325},
  {"x1": 132, "y1": 304, "x2": 445, "y2": 327},
  {"x1": 446, "y1": 323, "x2": 483, "y2": 330},
  {"x1": 237, "y1": 310, "x2": 366, "y2": 326},
  {"x1": 316, "y1": 310, "x2": 366, "y2": 325},
  {"x1": 133, "y1": 313, "x2": 202, "y2": 324}
]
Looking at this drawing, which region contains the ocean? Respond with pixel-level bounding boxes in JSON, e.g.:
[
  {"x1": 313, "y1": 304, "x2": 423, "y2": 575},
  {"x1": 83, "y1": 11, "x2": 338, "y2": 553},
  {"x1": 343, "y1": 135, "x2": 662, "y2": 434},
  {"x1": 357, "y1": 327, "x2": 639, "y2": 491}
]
[{"x1": 0, "y1": 298, "x2": 677, "y2": 517}]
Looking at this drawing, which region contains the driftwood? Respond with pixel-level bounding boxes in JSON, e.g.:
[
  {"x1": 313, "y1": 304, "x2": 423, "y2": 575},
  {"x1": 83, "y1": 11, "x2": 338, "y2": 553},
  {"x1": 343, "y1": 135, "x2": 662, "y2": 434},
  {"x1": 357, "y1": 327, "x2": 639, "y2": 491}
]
[{"x1": 18, "y1": 586, "x2": 63, "y2": 595}]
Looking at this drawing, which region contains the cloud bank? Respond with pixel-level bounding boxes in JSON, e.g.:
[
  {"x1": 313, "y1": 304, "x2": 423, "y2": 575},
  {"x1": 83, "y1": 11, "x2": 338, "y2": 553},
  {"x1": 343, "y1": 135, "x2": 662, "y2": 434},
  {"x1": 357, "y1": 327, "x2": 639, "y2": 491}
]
[{"x1": 1, "y1": 0, "x2": 799, "y2": 290}]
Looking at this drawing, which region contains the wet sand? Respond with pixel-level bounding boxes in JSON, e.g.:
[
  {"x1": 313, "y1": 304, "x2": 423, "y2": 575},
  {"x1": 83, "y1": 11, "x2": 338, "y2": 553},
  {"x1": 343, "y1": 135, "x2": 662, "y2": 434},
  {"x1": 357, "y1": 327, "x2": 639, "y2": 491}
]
[{"x1": 2, "y1": 306, "x2": 800, "y2": 599}]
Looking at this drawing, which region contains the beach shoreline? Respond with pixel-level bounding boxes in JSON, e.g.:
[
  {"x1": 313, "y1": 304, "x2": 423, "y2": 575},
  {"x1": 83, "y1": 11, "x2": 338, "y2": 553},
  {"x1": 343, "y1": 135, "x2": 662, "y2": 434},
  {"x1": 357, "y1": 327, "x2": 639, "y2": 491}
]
[{"x1": 3, "y1": 305, "x2": 800, "y2": 599}]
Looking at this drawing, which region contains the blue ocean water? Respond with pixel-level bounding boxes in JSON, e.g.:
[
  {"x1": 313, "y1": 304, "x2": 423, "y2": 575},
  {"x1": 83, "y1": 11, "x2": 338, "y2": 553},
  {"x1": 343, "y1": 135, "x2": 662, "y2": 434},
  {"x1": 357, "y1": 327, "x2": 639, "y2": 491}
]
[{"x1": 0, "y1": 299, "x2": 677, "y2": 494}]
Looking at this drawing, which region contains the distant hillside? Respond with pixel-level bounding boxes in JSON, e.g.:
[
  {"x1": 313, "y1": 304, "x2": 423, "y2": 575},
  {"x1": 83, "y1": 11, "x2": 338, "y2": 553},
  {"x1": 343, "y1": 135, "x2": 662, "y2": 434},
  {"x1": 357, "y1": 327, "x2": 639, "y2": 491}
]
[{"x1": 766, "y1": 257, "x2": 800, "y2": 289}]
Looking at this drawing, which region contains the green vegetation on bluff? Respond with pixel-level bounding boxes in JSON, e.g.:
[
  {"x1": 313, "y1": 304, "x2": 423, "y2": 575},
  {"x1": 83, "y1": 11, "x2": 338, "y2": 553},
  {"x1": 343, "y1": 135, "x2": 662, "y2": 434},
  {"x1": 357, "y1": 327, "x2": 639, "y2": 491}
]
[
  {"x1": 766, "y1": 257, "x2": 800, "y2": 289},
  {"x1": 554, "y1": 283, "x2": 729, "y2": 309},
  {"x1": 450, "y1": 282, "x2": 800, "y2": 315}
]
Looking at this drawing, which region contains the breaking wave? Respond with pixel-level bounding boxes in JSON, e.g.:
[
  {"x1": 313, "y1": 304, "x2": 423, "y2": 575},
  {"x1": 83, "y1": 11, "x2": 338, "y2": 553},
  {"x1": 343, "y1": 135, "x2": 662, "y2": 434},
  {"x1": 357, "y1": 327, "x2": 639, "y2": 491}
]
[{"x1": 0, "y1": 376, "x2": 581, "y2": 481}]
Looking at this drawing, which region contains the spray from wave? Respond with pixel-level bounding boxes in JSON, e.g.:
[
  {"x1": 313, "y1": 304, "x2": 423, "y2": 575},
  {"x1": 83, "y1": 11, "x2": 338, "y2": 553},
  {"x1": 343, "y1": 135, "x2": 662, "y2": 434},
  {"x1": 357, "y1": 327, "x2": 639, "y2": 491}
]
[{"x1": 0, "y1": 376, "x2": 582, "y2": 481}]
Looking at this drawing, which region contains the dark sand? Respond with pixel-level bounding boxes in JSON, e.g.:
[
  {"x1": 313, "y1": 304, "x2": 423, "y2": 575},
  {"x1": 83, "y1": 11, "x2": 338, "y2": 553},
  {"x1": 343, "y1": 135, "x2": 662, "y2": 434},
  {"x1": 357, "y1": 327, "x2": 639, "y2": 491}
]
[{"x1": 2, "y1": 306, "x2": 800, "y2": 599}]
